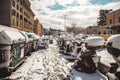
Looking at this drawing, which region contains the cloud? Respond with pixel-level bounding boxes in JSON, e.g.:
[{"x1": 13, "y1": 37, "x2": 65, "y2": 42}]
[
  {"x1": 30, "y1": 0, "x2": 120, "y2": 30},
  {"x1": 102, "y1": 1, "x2": 120, "y2": 10}
]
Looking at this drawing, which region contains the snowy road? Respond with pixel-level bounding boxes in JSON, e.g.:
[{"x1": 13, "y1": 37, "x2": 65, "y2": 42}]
[{"x1": 5, "y1": 40, "x2": 107, "y2": 80}]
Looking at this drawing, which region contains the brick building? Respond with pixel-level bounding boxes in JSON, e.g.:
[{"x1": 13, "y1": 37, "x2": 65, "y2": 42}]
[
  {"x1": 106, "y1": 9, "x2": 120, "y2": 34},
  {"x1": 0, "y1": 0, "x2": 35, "y2": 32},
  {"x1": 34, "y1": 19, "x2": 43, "y2": 36},
  {"x1": 93, "y1": 9, "x2": 120, "y2": 35},
  {"x1": 84, "y1": 26, "x2": 110, "y2": 35},
  {"x1": 85, "y1": 26, "x2": 97, "y2": 34}
]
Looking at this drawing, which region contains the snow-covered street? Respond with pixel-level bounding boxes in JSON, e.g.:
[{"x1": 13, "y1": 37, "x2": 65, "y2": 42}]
[
  {"x1": 5, "y1": 40, "x2": 107, "y2": 80},
  {"x1": 0, "y1": 0, "x2": 120, "y2": 79}
]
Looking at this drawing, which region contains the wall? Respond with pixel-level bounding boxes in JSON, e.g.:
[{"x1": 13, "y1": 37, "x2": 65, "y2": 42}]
[{"x1": 0, "y1": 0, "x2": 11, "y2": 26}]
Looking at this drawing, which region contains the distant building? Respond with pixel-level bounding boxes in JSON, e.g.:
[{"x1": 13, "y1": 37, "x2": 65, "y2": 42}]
[
  {"x1": 34, "y1": 19, "x2": 43, "y2": 36},
  {"x1": 84, "y1": 26, "x2": 96, "y2": 34},
  {"x1": 96, "y1": 9, "x2": 120, "y2": 35},
  {"x1": 106, "y1": 9, "x2": 120, "y2": 34},
  {"x1": 0, "y1": 0, "x2": 35, "y2": 32}
]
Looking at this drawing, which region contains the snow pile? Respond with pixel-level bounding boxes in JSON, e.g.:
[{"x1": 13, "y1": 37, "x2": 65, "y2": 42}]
[
  {"x1": 70, "y1": 69, "x2": 107, "y2": 80},
  {"x1": 7, "y1": 41, "x2": 70, "y2": 80},
  {"x1": 66, "y1": 60, "x2": 107, "y2": 80},
  {"x1": 97, "y1": 49, "x2": 116, "y2": 67}
]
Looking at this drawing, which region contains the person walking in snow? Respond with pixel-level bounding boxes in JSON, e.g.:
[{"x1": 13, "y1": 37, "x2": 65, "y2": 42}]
[{"x1": 74, "y1": 36, "x2": 105, "y2": 74}]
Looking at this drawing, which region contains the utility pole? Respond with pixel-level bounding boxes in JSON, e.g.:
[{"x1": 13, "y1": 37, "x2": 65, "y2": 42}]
[
  {"x1": 63, "y1": 14, "x2": 67, "y2": 31},
  {"x1": 59, "y1": 22, "x2": 61, "y2": 36}
]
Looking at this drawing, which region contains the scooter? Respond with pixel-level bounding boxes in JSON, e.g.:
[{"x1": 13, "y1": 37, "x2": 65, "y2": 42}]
[
  {"x1": 73, "y1": 36, "x2": 104, "y2": 74},
  {"x1": 74, "y1": 48, "x2": 100, "y2": 74}
]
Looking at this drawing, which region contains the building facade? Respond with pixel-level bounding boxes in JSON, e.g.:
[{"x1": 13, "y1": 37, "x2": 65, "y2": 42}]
[
  {"x1": 106, "y1": 9, "x2": 120, "y2": 34},
  {"x1": 95, "y1": 9, "x2": 120, "y2": 35},
  {"x1": 0, "y1": 0, "x2": 35, "y2": 32},
  {"x1": 34, "y1": 19, "x2": 43, "y2": 36}
]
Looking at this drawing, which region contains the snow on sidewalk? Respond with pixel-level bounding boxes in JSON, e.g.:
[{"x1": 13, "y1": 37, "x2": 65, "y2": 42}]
[
  {"x1": 7, "y1": 40, "x2": 108, "y2": 80},
  {"x1": 7, "y1": 43, "x2": 70, "y2": 80}
]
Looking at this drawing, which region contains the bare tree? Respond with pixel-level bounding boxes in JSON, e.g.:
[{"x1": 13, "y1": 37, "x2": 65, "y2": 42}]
[{"x1": 66, "y1": 23, "x2": 83, "y2": 35}]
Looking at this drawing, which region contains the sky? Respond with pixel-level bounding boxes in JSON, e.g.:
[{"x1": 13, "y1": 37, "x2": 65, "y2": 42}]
[{"x1": 30, "y1": 0, "x2": 120, "y2": 30}]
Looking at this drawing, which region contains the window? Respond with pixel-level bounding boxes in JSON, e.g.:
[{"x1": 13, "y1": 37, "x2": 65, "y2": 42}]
[
  {"x1": 13, "y1": 0, "x2": 15, "y2": 7},
  {"x1": 17, "y1": 13, "x2": 19, "y2": 18},
  {"x1": 20, "y1": 8, "x2": 22, "y2": 13},
  {"x1": 20, "y1": 0, "x2": 22, "y2": 5},
  {"x1": 17, "y1": 21, "x2": 19, "y2": 26},
  {"x1": 103, "y1": 31, "x2": 106, "y2": 34},
  {"x1": 119, "y1": 17, "x2": 120, "y2": 23},
  {"x1": 117, "y1": 30, "x2": 120, "y2": 33},
  {"x1": 12, "y1": 19, "x2": 15, "y2": 25},
  {"x1": 20, "y1": 15, "x2": 22, "y2": 20},
  {"x1": 98, "y1": 32, "x2": 101, "y2": 35},
  {"x1": 24, "y1": 18, "x2": 28, "y2": 22},
  {"x1": 29, "y1": 21, "x2": 32, "y2": 25},
  {"x1": 17, "y1": 5, "x2": 19, "y2": 10},
  {"x1": 12, "y1": 9, "x2": 16, "y2": 16},
  {"x1": 111, "y1": 31, "x2": 112, "y2": 34},
  {"x1": 110, "y1": 19, "x2": 112, "y2": 24}
]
